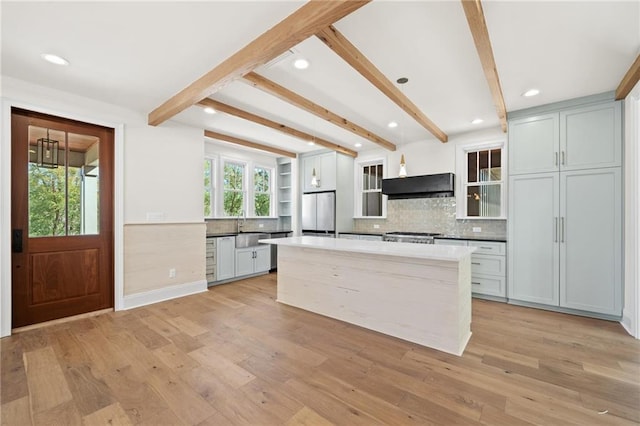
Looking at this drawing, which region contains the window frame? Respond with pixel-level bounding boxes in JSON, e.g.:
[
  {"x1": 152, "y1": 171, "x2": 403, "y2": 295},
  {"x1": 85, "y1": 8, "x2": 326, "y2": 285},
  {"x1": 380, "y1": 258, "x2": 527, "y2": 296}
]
[
  {"x1": 455, "y1": 140, "x2": 507, "y2": 219},
  {"x1": 252, "y1": 164, "x2": 275, "y2": 217},
  {"x1": 204, "y1": 156, "x2": 217, "y2": 219},
  {"x1": 220, "y1": 158, "x2": 247, "y2": 218},
  {"x1": 354, "y1": 157, "x2": 387, "y2": 219}
]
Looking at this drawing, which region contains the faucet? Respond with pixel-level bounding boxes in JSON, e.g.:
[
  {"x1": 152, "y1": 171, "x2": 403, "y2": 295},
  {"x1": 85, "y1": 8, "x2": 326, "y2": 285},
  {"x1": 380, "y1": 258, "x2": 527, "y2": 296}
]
[{"x1": 237, "y1": 210, "x2": 245, "y2": 233}]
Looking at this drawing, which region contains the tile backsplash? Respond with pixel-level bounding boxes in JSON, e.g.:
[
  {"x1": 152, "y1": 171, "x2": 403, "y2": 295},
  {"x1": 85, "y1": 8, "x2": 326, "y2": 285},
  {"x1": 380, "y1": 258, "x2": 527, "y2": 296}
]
[{"x1": 353, "y1": 197, "x2": 506, "y2": 238}]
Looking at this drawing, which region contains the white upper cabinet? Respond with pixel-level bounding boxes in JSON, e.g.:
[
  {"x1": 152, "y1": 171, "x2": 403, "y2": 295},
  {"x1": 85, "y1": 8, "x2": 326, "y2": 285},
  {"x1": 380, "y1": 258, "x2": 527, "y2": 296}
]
[
  {"x1": 509, "y1": 100, "x2": 621, "y2": 176},
  {"x1": 509, "y1": 113, "x2": 559, "y2": 175},
  {"x1": 302, "y1": 152, "x2": 336, "y2": 193},
  {"x1": 560, "y1": 102, "x2": 622, "y2": 171}
]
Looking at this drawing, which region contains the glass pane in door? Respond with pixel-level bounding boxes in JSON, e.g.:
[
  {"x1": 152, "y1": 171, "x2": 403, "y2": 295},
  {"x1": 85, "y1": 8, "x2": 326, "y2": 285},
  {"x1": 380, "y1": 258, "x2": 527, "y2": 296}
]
[
  {"x1": 27, "y1": 126, "x2": 100, "y2": 237},
  {"x1": 69, "y1": 132, "x2": 100, "y2": 235}
]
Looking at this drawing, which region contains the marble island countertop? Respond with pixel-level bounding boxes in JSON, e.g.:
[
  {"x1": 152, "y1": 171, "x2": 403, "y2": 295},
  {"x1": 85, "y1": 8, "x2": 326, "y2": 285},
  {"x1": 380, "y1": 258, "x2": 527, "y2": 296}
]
[{"x1": 260, "y1": 236, "x2": 476, "y2": 262}]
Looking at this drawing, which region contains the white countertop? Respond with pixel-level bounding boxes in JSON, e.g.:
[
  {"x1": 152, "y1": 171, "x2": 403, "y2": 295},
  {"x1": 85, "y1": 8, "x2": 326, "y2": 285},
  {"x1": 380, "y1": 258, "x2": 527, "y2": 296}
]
[{"x1": 259, "y1": 236, "x2": 476, "y2": 262}]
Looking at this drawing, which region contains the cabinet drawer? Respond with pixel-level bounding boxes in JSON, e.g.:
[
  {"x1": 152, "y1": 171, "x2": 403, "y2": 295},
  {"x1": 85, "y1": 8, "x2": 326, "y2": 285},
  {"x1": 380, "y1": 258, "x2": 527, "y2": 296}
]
[
  {"x1": 468, "y1": 241, "x2": 505, "y2": 255},
  {"x1": 434, "y1": 239, "x2": 468, "y2": 246},
  {"x1": 471, "y1": 254, "x2": 505, "y2": 275},
  {"x1": 471, "y1": 274, "x2": 506, "y2": 297}
]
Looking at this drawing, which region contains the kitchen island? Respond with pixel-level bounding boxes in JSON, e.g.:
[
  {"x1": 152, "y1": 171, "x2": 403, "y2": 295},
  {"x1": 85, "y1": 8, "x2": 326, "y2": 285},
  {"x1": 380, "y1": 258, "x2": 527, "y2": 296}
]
[{"x1": 259, "y1": 236, "x2": 476, "y2": 356}]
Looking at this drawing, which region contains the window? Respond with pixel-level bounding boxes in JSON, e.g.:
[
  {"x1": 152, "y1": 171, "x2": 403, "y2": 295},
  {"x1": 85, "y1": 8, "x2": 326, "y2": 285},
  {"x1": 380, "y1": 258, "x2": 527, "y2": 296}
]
[
  {"x1": 356, "y1": 159, "x2": 385, "y2": 217},
  {"x1": 253, "y1": 166, "x2": 272, "y2": 217},
  {"x1": 204, "y1": 158, "x2": 215, "y2": 217},
  {"x1": 223, "y1": 160, "x2": 245, "y2": 217},
  {"x1": 456, "y1": 141, "x2": 506, "y2": 218}
]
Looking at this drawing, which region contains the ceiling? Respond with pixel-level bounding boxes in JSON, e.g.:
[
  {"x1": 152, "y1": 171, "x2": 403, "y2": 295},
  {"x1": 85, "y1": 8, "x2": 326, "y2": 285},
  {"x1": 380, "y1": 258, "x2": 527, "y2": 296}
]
[{"x1": 2, "y1": 1, "x2": 639, "y2": 156}]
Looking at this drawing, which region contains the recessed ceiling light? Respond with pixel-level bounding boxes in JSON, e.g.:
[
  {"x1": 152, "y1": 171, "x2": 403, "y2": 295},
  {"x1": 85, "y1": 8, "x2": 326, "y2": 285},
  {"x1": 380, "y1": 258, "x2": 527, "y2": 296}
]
[
  {"x1": 307, "y1": 141, "x2": 315, "y2": 146},
  {"x1": 523, "y1": 88, "x2": 540, "y2": 97},
  {"x1": 203, "y1": 107, "x2": 216, "y2": 114},
  {"x1": 355, "y1": 143, "x2": 362, "y2": 148},
  {"x1": 41, "y1": 53, "x2": 69, "y2": 66},
  {"x1": 471, "y1": 118, "x2": 484, "y2": 125},
  {"x1": 388, "y1": 121, "x2": 398, "y2": 128},
  {"x1": 293, "y1": 58, "x2": 310, "y2": 70}
]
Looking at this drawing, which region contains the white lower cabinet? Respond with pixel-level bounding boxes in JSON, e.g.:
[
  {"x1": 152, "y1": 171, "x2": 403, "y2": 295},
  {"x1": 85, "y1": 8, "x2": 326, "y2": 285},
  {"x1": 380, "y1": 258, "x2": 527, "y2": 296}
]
[
  {"x1": 434, "y1": 239, "x2": 507, "y2": 298},
  {"x1": 508, "y1": 168, "x2": 622, "y2": 316},
  {"x1": 206, "y1": 238, "x2": 216, "y2": 284},
  {"x1": 235, "y1": 245, "x2": 270, "y2": 277},
  {"x1": 216, "y1": 236, "x2": 236, "y2": 281},
  {"x1": 338, "y1": 233, "x2": 383, "y2": 241}
]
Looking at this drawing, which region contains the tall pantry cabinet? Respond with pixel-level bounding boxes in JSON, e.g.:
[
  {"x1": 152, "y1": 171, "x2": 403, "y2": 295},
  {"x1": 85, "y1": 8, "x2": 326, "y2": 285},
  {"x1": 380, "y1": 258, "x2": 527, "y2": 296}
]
[{"x1": 508, "y1": 95, "x2": 622, "y2": 317}]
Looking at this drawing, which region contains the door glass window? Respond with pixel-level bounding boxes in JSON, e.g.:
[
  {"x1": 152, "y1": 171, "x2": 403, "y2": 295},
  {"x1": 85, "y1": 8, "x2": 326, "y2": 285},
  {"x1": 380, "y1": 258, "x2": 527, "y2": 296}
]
[{"x1": 28, "y1": 126, "x2": 100, "y2": 237}]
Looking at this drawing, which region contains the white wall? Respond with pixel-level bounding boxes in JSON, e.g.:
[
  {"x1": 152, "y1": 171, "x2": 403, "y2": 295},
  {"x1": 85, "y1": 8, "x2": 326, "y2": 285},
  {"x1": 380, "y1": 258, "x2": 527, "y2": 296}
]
[
  {"x1": 0, "y1": 76, "x2": 205, "y2": 336},
  {"x1": 358, "y1": 127, "x2": 505, "y2": 177},
  {"x1": 623, "y1": 80, "x2": 640, "y2": 338},
  {"x1": 125, "y1": 124, "x2": 204, "y2": 223}
]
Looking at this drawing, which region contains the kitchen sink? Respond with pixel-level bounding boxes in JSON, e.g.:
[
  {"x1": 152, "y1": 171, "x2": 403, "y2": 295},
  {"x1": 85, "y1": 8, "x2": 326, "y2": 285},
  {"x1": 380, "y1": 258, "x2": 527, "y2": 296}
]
[{"x1": 235, "y1": 232, "x2": 269, "y2": 248}]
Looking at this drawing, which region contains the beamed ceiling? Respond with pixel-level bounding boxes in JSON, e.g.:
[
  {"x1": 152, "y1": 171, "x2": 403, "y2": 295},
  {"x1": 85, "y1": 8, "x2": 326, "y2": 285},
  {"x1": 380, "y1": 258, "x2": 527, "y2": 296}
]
[{"x1": 2, "y1": 1, "x2": 639, "y2": 157}]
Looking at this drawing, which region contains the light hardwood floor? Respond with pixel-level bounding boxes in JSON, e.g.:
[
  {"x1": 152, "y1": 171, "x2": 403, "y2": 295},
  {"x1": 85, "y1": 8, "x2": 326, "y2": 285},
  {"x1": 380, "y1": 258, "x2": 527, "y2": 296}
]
[{"x1": 1, "y1": 273, "x2": 639, "y2": 425}]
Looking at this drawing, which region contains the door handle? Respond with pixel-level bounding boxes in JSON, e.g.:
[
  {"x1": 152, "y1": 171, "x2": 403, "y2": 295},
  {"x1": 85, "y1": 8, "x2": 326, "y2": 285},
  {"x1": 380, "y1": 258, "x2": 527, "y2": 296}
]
[
  {"x1": 12, "y1": 229, "x2": 23, "y2": 253},
  {"x1": 561, "y1": 217, "x2": 565, "y2": 243},
  {"x1": 555, "y1": 152, "x2": 558, "y2": 166},
  {"x1": 561, "y1": 151, "x2": 566, "y2": 165}
]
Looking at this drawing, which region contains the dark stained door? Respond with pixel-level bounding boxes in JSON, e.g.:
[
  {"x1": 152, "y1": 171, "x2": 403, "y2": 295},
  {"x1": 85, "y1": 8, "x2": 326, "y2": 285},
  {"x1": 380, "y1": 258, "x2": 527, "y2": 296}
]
[{"x1": 11, "y1": 108, "x2": 114, "y2": 328}]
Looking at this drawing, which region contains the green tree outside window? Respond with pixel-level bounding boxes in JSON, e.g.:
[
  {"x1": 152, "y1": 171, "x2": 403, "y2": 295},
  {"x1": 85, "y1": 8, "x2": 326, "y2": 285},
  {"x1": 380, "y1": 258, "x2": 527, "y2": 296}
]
[
  {"x1": 254, "y1": 167, "x2": 271, "y2": 216},
  {"x1": 223, "y1": 161, "x2": 244, "y2": 216}
]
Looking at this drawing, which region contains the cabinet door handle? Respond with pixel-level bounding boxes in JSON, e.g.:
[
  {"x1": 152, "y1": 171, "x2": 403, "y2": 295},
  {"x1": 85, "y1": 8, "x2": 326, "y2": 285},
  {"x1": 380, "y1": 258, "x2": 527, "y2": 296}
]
[
  {"x1": 554, "y1": 217, "x2": 558, "y2": 242},
  {"x1": 480, "y1": 246, "x2": 492, "y2": 250},
  {"x1": 472, "y1": 282, "x2": 481, "y2": 285},
  {"x1": 555, "y1": 152, "x2": 558, "y2": 166},
  {"x1": 561, "y1": 217, "x2": 565, "y2": 243},
  {"x1": 561, "y1": 151, "x2": 566, "y2": 165},
  {"x1": 471, "y1": 262, "x2": 481, "y2": 265}
]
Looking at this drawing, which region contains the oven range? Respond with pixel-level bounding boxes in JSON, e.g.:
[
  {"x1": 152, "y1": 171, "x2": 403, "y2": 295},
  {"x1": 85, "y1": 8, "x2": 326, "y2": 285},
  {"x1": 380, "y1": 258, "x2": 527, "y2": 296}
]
[{"x1": 382, "y1": 232, "x2": 441, "y2": 244}]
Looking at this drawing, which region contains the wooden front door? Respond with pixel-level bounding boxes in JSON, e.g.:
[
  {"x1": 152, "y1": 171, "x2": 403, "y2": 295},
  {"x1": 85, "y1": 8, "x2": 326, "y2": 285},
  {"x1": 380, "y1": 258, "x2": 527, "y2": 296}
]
[{"x1": 11, "y1": 108, "x2": 114, "y2": 328}]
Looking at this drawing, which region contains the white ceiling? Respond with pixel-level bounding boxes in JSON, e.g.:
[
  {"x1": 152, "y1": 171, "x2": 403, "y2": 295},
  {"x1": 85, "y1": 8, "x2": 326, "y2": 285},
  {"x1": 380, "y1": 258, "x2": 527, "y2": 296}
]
[{"x1": 2, "y1": 1, "x2": 639, "y2": 156}]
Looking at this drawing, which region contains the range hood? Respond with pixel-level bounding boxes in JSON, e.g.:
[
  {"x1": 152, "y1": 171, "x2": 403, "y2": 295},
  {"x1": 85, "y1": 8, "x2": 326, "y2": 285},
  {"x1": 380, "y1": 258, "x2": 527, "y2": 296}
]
[{"x1": 381, "y1": 173, "x2": 454, "y2": 199}]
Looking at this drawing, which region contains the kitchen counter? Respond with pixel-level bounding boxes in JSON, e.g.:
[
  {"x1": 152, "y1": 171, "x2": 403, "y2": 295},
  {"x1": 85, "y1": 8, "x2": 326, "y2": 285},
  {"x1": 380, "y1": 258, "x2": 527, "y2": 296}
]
[
  {"x1": 261, "y1": 236, "x2": 475, "y2": 262},
  {"x1": 260, "y1": 236, "x2": 476, "y2": 356}
]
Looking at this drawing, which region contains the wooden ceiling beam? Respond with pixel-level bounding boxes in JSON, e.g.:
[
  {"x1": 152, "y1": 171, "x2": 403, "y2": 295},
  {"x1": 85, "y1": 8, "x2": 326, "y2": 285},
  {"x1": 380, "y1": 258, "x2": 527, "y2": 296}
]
[
  {"x1": 148, "y1": 0, "x2": 370, "y2": 126},
  {"x1": 461, "y1": 0, "x2": 507, "y2": 132},
  {"x1": 204, "y1": 130, "x2": 296, "y2": 159},
  {"x1": 615, "y1": 54, "x2": 640, "y2": 100},
  {"x1": 198, "y1": 98, "x2": 357, "y2": 157},
  {"x1": 243, "y1": 72, "x2": 395, "y2": 151},
  {"x1": 316, "y1": 26, "x2": 448, "y2": 143}
]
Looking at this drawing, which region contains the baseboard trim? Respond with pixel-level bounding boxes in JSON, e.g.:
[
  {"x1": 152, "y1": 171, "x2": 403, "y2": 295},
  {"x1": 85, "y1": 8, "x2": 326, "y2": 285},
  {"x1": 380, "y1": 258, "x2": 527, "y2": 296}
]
[
  {"x1": 620, "y1": 312, "x2": 638, "y2": 339},
  {"x1": 122, "y1": 280, "x2": 207, "y2": 310}
]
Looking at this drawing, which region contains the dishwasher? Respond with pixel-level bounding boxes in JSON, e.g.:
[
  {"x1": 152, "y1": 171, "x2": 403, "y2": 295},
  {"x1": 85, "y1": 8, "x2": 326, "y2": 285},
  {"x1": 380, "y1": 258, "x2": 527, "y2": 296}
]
[{"x1": 269, "y1": 232, "x2": 292, "y2": 271}]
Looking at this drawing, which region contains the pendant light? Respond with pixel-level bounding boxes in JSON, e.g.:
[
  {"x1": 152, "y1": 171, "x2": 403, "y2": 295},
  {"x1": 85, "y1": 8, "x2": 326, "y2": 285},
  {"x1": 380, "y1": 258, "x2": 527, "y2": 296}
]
[
  {"x1": 398, "y1": 154, "x2": 407, "y2": 178},
  {"x1": 311, "y1": 167, "x2": 319, "y2": 187},
  {"x1": 397, "y1": 77, "x2": 409, "y2": 178},
  {"x1": 37, "y1": 128, "x2": 59, "y2": 169}
]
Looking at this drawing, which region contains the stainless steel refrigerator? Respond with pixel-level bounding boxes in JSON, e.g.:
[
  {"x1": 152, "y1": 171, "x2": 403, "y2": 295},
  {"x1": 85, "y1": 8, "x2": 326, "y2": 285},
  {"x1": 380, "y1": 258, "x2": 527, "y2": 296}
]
[{"x1": 302, "y1": 191, "x2": 335, "y2": 236}]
